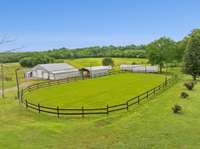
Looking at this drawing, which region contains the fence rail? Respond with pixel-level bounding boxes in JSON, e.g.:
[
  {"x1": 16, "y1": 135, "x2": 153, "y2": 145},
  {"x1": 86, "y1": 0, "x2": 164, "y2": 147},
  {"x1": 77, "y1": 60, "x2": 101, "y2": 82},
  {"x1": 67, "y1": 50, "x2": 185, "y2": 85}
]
[{"x1": 21, "y1": 73, "x2": 178, "y2": 117}]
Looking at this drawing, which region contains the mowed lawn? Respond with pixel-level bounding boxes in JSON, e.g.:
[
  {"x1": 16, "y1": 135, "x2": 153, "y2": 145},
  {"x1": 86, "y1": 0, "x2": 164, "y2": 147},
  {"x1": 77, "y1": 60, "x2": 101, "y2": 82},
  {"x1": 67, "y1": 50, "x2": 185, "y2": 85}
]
[
  {"x1": 26, "y1": 73, "x2": 165, "y2": 108},
  {"x1": 0, "y1": 73, "x2": 200, "y2": 148}
]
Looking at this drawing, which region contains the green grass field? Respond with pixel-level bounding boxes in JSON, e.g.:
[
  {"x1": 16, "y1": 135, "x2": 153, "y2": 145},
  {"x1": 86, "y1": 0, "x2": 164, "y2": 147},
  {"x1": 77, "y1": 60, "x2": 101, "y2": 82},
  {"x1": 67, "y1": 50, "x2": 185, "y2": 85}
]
[
  {"x1": 26, "y1": 73, "x2": 165, "y2": 108},
  {"x1": 0, "y1": 63, "x2": 21, "y2": 88},
  {"x1": 1, "y1": 59, "x2": 200, "y2": 148},
  {"x1": 1, "y1": 58, "x2": 147, "y2": 89},
  {"x1": 65, "y1": 57, "x2": 147, "y2": 69},
  {"x1": 0, "y1": 72, "x2": 200, "y2": 148}
]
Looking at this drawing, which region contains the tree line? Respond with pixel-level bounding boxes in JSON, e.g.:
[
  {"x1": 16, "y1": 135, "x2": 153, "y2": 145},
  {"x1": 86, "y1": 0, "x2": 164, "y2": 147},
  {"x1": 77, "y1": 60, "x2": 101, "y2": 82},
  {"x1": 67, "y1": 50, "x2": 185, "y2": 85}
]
[
  {"x1": 0, "y1": 45, "x2": 146, "y2": 64},
  {"x1": 0, "y1": 28, "x2": 200, "y2": 81},
  {"x1": 0, "y1": 37, "x2": 186, "y2": 68}
]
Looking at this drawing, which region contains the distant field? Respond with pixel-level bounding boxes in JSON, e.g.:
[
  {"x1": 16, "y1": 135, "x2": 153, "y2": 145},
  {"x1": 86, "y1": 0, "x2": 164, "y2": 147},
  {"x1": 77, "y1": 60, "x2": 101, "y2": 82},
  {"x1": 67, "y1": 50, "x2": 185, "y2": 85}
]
[
  {"x1": 1, "y1": 58, "x2": 147, "y2": 89},
  {"x1": 65, "y1": 58, "x2": 148, "y2": 69},
  {"x1": 0, "y1": 63, "x2": 25, "y2": 89},
  {"x1": 26, "y1": 73, "x2": 165, "y2": 108}
]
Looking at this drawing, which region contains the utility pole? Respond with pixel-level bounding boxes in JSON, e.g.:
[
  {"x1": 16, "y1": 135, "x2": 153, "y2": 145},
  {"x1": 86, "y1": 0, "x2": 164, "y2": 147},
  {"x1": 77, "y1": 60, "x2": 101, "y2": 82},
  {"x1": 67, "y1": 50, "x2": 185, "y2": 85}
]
[{"x1": 1, "y1": 64, "x2": 4, "y2": 98}]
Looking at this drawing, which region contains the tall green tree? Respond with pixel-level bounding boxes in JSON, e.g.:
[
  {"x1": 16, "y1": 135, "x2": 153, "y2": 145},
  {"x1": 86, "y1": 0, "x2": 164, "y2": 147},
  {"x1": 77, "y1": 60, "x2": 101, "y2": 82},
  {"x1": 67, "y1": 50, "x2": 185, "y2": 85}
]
[
  {"x1": 176, "y1": 36, "x2": 190, "y2": 62},
  {"x1": 146, "y1": 37, "x2": 176, "y2": 72},
  {"x1": 183, "y1": 29, "x2": 200, "y2": 80},
  {"x1": 102, "y1": 57, "x2": 114, "y2": 66}
]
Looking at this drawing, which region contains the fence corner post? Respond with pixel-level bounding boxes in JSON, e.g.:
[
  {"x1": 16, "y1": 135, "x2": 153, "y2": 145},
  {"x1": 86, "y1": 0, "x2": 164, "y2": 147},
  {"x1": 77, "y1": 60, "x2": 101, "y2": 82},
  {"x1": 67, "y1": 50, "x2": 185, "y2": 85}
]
[
  {"x1": 137, "y1": 96, "x2": 140, "y2": 104},
  {"x1": 126, "y1": 102, "x2": 129, "y2": 110}
]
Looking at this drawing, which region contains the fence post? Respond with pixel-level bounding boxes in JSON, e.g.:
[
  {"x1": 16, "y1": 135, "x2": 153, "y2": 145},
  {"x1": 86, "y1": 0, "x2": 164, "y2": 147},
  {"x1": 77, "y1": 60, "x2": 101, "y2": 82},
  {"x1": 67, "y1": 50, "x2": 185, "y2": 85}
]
[
  {"x1": 137, "y1": 96, "x2": 140, "y2": 104},
  {"x1": 20, "y1": 89, "x2": 23, "y2": 103},
  {"x1": 82, "y1": 106, "x2": 84, "y2": 118},
  {"x1": 57, "y1": 106, "x2": 59, "y2": 118},
  {"x1": 154, "y1": 87, "x2": 156, "y2": 95},
  {"x1": 107, "y1": 104, "x2": 109, "y2": 115},
  {"x1": 163, "y1": 82, "x2": 165, "y2": 88},
  {"x1": 38, "y1": 104, "x2": 40, "y2": 113},
  {"x1": 25, "y1": 100, "x2": 28, "y2": 109},
  {"x1": 126, "y1": 102, "x2": 129, "y2": 110},
  {"x1": 146, "y1": 91, "x2": 149, "y2": 99}
]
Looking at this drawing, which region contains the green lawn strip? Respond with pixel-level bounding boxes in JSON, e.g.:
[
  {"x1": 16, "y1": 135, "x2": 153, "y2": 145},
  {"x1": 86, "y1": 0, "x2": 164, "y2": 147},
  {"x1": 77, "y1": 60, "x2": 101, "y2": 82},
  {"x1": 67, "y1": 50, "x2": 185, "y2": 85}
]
[
  {"x1": 0, "y1": 74, "x2": 200, "y2": 148},
  {"x1": 26, "y1": 73, "x2": 165, "y2": 108}
]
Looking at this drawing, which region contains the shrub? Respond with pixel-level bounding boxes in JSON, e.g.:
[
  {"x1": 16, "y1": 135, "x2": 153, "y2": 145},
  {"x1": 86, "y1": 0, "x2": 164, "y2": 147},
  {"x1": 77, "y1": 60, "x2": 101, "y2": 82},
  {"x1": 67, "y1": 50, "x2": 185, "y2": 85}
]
[
  {"x1": 184, "y1": 82, "x2": 194, "y2": 90},
  {"x1": 180, "y1": 92, "x2": 189, "y2": 99},
  {"x1": 19, "y1": 55, "x2": 55, "y2": 67},
  {"x1": 132, "y1": 62, "x2": 137, "y2": 65},
  {"x1": 5, "y1": 77, "x2": 12, "y2": 81},
  {"x1": 102, "y1": 57, "x2": 114, "y2": 66},
  {"x1": 172, "y1": 104, "x2": 182, "y2": 113}
]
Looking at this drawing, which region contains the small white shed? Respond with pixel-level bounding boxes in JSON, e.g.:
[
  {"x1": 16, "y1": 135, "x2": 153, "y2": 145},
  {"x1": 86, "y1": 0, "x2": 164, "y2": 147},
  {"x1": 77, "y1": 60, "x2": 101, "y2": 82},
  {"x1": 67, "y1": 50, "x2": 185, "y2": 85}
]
[
  {"x1": 29, "y1": 63, "x2": 80, "y2": 80},
  {"x1": 120, "y1": 64, "x2": 159, "y2": 73},
  {"x1": 80, "y1": 66, "x2": 112, "y2": 78}
]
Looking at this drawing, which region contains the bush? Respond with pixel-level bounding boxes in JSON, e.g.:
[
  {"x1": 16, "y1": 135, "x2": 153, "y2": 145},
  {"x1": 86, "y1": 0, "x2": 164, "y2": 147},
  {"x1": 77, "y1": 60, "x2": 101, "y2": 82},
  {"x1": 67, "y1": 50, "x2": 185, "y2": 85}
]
[
  {"x1": 172, "y1": 104, "x2": 182, "y2": 113},
  {"x1": 180, "y1": 92, "x2": 189, "y2": 98},
  {"x1": 132, "y1": 62, "x2": 137, "y2": 65},
  {"x1": 20, "y1": 55, "x2": 55, "y2": 67},
  {"x1": 184, "y1": 82, "x2": 194, "y2": 90},
  {"x1": 102, "y1": 57, "x2": 114, "y2": 66}
]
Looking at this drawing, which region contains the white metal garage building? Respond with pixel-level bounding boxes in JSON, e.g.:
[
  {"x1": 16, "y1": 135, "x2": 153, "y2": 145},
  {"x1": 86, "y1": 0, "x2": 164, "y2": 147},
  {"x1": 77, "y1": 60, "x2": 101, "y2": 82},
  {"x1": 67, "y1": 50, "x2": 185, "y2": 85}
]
[
  {"x1": 29, "y1": 63, "x2": 80, "y2": 80},
  {"x1": 80, "y1": 66, "x2": 112, "y2": 78},
  {"x1": 120, "y1": 64, "x2": 159, "y2": 73}
]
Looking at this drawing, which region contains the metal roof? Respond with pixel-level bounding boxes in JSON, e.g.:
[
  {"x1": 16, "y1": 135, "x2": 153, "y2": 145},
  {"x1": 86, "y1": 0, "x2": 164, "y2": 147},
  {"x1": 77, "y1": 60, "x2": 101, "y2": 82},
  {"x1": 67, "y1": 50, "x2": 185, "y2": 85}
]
[
  {"x1": 32, "y1": 63, "x2": 78, "y2": 72},
  {"x1": 84, "y1": 66, "x2": 112, "y2": 71}
]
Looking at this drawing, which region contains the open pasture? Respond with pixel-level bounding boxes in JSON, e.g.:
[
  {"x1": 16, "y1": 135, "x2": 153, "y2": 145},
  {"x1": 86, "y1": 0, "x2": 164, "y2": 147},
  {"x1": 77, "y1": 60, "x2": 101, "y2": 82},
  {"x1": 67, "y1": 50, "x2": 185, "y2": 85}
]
[
  {"x1": 26, "y1": 73, "x2": 165, "y2": 108},
  {"x1": 0, "y1": 63, "x2": 25, "y2": 89},
  {"x1": 1, "y1": 58, "x2": 148, "y2": 89},
  {"x1": 1, "y1": 73, "x2": 200, "y2": 148},
  {"x1": 64, "y1": 57, "x2": 148, "y2": 69}
]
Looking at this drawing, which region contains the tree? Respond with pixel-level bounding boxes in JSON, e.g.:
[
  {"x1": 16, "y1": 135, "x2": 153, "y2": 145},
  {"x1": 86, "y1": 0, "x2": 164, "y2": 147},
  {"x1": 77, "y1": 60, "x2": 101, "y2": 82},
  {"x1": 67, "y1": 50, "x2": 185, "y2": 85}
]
[
  {"x1": 19, "y1": 55, "x2": 55, "y2": 67},
  {"x1": 146, "y1": 37, "x2": 176, "y2": 72},
  {"x1": 102, "y1": 57, "x2": 114, "y2": 66},
  {"x1": 176, "y1": 36, "x2": 190, "y2": 62},
  {"x1": 183, "y1": 29, "x2": 200, "y2": 80}
]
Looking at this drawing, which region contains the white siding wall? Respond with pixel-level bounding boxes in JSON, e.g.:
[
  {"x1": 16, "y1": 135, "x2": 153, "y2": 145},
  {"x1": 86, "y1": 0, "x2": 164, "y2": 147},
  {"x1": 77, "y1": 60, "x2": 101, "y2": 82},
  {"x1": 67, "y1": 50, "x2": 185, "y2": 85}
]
[
  {"x1": 120, "y1": 65, "x2": 159, "y2": 73},
  {"x1": 53, "y1": 71, "x2": 81, "y2": 80},
  {"x1": 37, "y1": 70, "x2": 43, "y2": 78},
  {"x1": 29, "y1": 64, "x2": 81, "y2": 80},
  {"x1": 91, "y1": 70, "x2": 108, "y2": 78},
  {"x1": 32, "y1": 71, "x2": 37, "y2": 77},
  {"x1": 49, "y1": 74, "x2": 55, "y2": 80},
  {"x1": 43, "y1": 72, "x2": 49, "y2": 79},
  {"x1": 32, "y1": 69, "x2": 48, "y2": 79}
]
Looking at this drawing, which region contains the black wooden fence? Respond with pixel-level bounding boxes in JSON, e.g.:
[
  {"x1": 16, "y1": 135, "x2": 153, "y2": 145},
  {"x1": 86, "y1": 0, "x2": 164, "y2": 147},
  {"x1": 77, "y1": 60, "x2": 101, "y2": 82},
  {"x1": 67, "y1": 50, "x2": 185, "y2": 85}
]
[{"x1": 20, "y1": 74, "x2": 177, "y2": 117}]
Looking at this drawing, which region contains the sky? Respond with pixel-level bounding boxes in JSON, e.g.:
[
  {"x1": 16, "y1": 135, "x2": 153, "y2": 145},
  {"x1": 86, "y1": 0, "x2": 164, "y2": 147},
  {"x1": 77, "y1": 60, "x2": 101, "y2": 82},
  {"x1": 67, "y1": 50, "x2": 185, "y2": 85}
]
[{"x1": 0, "y1": 0, "x2": 200, "y2": 51}]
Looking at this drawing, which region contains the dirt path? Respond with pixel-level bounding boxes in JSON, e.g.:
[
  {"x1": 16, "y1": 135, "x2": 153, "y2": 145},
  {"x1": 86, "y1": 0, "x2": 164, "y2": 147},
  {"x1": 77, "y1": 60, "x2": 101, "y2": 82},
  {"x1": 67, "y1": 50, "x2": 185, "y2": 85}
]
[{"x1": 0, "y1": 82, "x2": 31, "y2": 94}]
